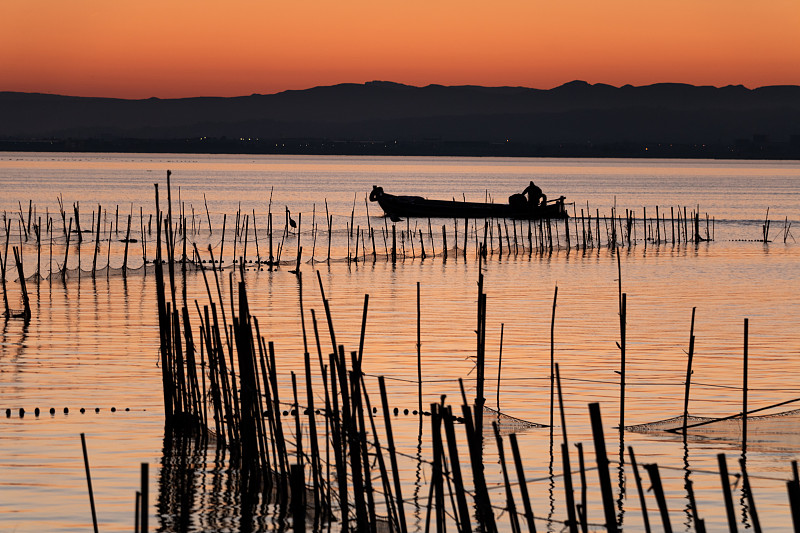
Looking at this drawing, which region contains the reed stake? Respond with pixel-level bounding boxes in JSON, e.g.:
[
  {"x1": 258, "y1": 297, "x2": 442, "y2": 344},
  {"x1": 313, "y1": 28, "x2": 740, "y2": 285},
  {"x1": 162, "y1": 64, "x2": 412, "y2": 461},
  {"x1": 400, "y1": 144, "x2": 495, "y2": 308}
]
[
  {"x1": 80, "y1": 433, "x2": 99, "y2": 533},
  {"x1": 441, "y1": 405, "x2": 472, "y2": 533},
  {"x1": 389, "y1": 224, "x2": 396, "y2": 263},
  {"x1": 787, "y1": 476, "x2": 800, "y2": 532},
  {"x1": 140, "y1": 462, "x2": 148, "y2": 533},
  {"x1": 62, "y1": 217, "x2": 72, "y2": 280},
  {"x1": 549, "y1": 286, "x2": 558, "y2": 430},
  {"x1": 739, "y1": 457, "x2": 761, "y2": 533},
  {"x1": 379, "y1": 376, "x2": 408, "y2": 533},
  {"x1": 220, "y1": 214, "x2": 227, "y2": 270},
  {"x1": 717, "y1": 454, "x2": 738, "y2": 533},
  {"x1": 588, "y1": 403, "x2": 618, "y2": 533},
  {"x1": 13, "y1": 247, "x2": 31, "y2": 320},
  {"x1": 203, "y1": 193, "x2": 212, "y2": 234},
  {"x1": 122, "y1": 214, "x2": 131, "y2": 277},
  {"x1": 496, "y1": 323, "x2": 504, "y2": 410},
  {"x1": 442, "y1": 224, "x2": 447, "y2": 260},
  {"x1": 627, "y1": 447, "x2": 651, "y2": 533},
  {"x1": 0, "y1": 222, "x2": 8, "y2": 316},
  {"x1": 493, "y1": 421, "x2": 521, "y2": 533},
  {"x1": 463, "y1": 217, "x2": 468, "y2": 260},
  {"x1": 643, "y1": 463, "x2": 671, "y2": 533},
  {"x1": 556, "y1": 364, "x2": 578, "y2": 533},
  {"x1": 576, "y1": 443, "x2": 588, "y2": 533},
  {"x1": 743, "y1": 318, "x2": 749, "y2": 450},
  {"x1": 509, "y1": 433, "x2": 537, "y2": 533},
  {"x1": 683, "y1": 307, "x2": 696, "y2": 434},
  {"x1": 417, "y1": 282, "x2": 422, "y2": 414}
]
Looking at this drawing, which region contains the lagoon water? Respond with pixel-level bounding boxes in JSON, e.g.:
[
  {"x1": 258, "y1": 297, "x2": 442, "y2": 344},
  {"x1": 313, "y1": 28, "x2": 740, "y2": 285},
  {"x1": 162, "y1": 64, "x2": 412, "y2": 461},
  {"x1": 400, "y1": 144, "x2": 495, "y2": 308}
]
[{"x1": 0, "y1": 152, "x2": 799, "y2": 531}]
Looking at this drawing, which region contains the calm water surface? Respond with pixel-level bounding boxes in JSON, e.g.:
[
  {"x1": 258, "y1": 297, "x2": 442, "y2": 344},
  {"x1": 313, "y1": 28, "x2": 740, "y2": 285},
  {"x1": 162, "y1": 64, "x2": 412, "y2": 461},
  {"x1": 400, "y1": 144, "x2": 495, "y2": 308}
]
[{"x1": 0, "y1": 153, "x2": 799, "y2": 531}]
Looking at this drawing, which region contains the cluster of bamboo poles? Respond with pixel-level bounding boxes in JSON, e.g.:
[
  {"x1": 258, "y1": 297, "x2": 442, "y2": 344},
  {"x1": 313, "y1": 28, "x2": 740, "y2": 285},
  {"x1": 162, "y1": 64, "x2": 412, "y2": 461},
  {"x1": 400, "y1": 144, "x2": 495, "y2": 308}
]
[
  {"x1": 0, "y1": 193, "x2": 721, "y2": 325},
  {"x1": 150, "y1": 185, "x2": 800, "y2": 532},
  {"x1": 1, "y1": 191, "x2": 719, "y2": 287}
]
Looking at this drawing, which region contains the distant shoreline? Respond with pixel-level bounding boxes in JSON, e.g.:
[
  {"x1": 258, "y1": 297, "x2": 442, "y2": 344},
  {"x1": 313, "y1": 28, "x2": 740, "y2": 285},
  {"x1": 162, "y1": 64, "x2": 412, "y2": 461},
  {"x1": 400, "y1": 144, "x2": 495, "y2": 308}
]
[
  {"x1": 4, "y1": 81, "x2": 800, "y2": 161},
  {"x1": 2, "y1": 138, "x2": 799, "y2": 160}
]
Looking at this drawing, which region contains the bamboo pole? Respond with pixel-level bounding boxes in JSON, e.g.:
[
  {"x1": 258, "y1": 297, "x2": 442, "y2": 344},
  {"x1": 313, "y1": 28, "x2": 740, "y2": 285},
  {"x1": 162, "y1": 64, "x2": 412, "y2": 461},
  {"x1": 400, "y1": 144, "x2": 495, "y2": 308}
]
[
  {"x1": 510, "y1": 433, "x2": 537, "y2": 533},
  {"x1": 556, "y1": 364, "x2": 578, "y2": 533},
  {"x1": 549, "y1": 286, "x2": 558, "y2": 430},
  {"x1": 743, "y1": 318, "x2": 749, "y2": 450},
  {"x1": 122, "y1": 214, "x2": 132, "y2": 277},
  {"x1": 683, "y1": 307, "x2": 697, "y2": 434},
  {"x1": 0, "y1": 222, "x2": 9, "y2": 316},
  {"x1": 13, "y1": 247, "x2": 31, "y2": 320},
  {"x1": 717, "y1": 454, "x2": 738, "y2": 533},
  {"x1": 493, "y1": 421, "x2": 521, "y2": 533},
  {"x1": 589, "y1": 403, "x2": 618, "y2": 533},
  {"x1": 417, "y1": 282, "x2": 422, "y2": 415},
  {"x1": 140, "y1": 463, "x2": 148, "y2": 533},
  {"x1": 739, "y1": 457, "x2": 762, "y2": 533},
  {"x1": 643, "y1": 463, "x2": 672, "y2": 533},
  {"x1": 628, "y1": 447, "x2": 651, "y2": 533},
  {"x1": 80, "y1": 433, "x2": 99, "y2": 533},
  {"x1": 379, "y1": 376, "x2": 408, "y2": 533}
]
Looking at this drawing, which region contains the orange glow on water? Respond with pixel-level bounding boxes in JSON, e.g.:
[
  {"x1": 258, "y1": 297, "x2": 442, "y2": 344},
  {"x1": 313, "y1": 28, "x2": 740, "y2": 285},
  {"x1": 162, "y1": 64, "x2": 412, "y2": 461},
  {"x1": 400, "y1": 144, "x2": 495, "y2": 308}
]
[{"x1": 2, "y1": 0, "x2": 800, "y2": 98}]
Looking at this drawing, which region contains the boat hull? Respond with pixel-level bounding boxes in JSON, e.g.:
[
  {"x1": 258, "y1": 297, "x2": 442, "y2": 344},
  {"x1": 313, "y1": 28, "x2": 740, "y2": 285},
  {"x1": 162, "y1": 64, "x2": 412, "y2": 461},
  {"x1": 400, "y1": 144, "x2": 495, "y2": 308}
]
[{"x1": 369, "y1": 187, "x2": 568, "y2": 220}]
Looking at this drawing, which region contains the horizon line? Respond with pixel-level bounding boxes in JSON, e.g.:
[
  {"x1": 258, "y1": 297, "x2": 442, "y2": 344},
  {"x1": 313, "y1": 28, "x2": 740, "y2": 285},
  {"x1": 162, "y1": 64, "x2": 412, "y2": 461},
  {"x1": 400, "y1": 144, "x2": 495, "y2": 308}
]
[{"x1": 2, "y1": 79, "x2": 793, "y2": 101}]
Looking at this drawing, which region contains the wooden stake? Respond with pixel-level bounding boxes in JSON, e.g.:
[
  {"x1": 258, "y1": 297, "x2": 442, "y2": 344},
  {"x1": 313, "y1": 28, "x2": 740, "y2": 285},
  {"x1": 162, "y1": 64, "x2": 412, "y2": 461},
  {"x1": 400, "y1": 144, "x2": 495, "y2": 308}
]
[
  {"x1": 417, "y1": 282, "x2": 422, "y2": 414},
  {"x1": 627, "y1": 447, "x2": 651, "y2": 533},
  {"x1": 80, "y1": 433, "x2": 99, "y2": 533},
  {"x1": 683, "y1": 307, "x2": 696, "y2": 434},
  {"x1": 509, "y1": 434, "x2": 537, "y2": 533},
  {"x1": 140, "y1": 462, "x2": 148, "y2": 533},
  {"x1": 122, "y1": 214, "x2": 131, "y2": 277},
  {"x1": 739, "y1": 457, "x2": 762, "y2": 533},
  {"x1": 717, "y1": 454, "x2": 738, "y2": 533},
  {"x1": 589, "y1": 403, "x2": 618, "y2": 533},
  {"x1": 743, "y1": 318, "x2": 749, "y2": 450},
  {"x1": 643, "y1": 463, "x2": 672, "y2": 533}
]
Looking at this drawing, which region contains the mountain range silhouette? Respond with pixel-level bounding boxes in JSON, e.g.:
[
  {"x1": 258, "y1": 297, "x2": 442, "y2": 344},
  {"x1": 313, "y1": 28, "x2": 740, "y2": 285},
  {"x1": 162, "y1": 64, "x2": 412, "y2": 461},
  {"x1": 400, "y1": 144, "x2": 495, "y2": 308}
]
[{"x1": 2, "y1": 81, "x2": 799, "y2": 158}]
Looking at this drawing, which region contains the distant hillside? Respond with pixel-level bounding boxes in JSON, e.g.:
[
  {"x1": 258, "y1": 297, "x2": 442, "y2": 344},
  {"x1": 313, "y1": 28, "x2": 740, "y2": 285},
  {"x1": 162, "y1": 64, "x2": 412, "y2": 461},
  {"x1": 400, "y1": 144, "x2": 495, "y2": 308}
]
[{"x1": 2, "y1": 81, "x2": 800, "y2": 158}]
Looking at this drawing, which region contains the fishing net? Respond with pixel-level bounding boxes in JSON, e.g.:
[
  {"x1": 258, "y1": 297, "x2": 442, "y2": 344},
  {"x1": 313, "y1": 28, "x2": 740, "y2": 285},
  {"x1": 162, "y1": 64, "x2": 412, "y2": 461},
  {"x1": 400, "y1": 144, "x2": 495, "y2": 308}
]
[
  {"x1": 625, "y1": 400, "x2": 800, "y2": 452},
  {"x1": 483, "y1": 406, "x2": 547, "y2": 435}
]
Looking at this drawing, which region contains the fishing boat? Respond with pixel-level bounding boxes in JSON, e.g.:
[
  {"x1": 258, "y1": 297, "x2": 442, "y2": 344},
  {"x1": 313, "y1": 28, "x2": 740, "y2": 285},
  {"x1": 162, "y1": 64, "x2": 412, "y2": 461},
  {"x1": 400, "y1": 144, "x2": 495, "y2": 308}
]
[{"x1": 369, "y1": 186, "x2": 569, "y2": 220}]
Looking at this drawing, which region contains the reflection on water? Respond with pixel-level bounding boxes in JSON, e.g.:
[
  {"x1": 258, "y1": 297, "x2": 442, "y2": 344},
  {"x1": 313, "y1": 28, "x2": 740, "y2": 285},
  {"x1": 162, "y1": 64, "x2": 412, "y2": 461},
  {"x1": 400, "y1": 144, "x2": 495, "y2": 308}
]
[{"x1": 0, "y1": 154, "x2": 798, "y2": 531}]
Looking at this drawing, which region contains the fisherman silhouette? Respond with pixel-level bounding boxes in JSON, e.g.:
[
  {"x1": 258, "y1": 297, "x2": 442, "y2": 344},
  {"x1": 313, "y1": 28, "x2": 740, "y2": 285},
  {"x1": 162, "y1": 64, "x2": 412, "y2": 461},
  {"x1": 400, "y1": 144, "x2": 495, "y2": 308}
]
[{"x1": 521, "y1": 181, "x2": 544, "y2": 207}]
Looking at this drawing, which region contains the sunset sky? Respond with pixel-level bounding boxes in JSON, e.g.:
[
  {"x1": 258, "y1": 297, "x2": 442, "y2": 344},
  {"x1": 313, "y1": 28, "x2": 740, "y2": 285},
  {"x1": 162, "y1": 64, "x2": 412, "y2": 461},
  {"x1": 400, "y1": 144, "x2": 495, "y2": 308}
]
[{"x1": 3, "y1": 0, "x2": 799, "y2": 99}]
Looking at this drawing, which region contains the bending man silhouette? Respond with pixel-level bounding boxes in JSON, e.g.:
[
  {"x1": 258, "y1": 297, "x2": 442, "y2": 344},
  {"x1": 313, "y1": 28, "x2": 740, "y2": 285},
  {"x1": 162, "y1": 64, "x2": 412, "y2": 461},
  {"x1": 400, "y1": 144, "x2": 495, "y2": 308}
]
[{"x1": 522, "y1": 181, "x2": 544, "y2": 207}]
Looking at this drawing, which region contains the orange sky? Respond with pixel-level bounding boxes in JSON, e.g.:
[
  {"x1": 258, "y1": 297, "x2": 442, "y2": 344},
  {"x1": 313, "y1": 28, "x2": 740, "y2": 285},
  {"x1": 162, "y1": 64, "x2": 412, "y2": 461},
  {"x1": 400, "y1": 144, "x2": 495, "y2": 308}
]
[{"x1": 2, "y1": 0, "x2": 799, "y2": 98}]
